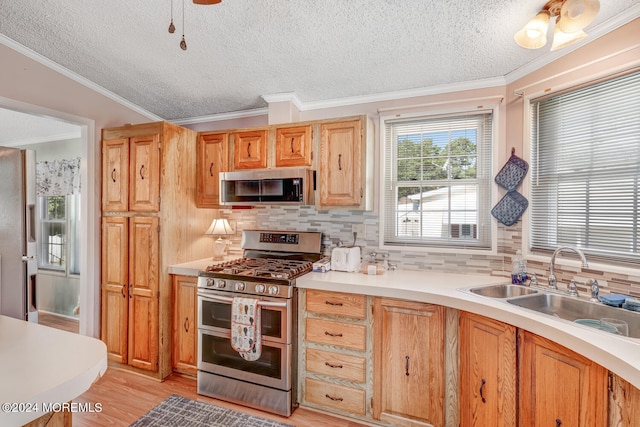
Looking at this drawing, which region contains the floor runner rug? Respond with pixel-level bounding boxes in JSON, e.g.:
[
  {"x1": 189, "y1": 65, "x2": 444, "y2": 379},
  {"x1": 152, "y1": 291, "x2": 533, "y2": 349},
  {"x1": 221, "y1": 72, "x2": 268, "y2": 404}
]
[{"x1": 130, "y1": 394, "x2": 296, "y2": 427}]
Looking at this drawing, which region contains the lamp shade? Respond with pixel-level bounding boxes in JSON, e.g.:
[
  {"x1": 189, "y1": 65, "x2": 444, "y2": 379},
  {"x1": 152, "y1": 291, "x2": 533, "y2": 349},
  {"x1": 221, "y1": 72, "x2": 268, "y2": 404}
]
[
  {"x1": 514, "y1": 10, "x2": 550, "y2": 49},
  {"x1": 558, "y1": 0, "x2": 600, "y2": 34},
  {"x1": 205, "y1": 218, "x2": 234, "y2": 236}
]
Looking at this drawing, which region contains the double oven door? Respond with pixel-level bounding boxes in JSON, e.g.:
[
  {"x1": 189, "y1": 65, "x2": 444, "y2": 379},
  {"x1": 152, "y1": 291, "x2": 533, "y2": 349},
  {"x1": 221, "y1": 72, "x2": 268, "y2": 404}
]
[{"x1": 197, "y1": 288, "x2": 294, "y2": 391}]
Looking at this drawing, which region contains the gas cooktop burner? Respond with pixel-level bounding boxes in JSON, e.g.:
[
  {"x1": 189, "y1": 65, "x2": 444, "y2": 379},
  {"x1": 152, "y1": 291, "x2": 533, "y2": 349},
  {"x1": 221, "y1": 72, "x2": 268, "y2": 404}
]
[{"x1": 205, "y1": 257, "x2": 313, "y2": 280}]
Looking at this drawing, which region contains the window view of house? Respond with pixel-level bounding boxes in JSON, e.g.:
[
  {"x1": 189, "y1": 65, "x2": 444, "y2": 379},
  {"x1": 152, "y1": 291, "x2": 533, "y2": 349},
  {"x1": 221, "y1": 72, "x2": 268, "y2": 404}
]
[
  {"x1": 383, "y1": 112, "x2": 493, "y2": 249},
  {"x1": 39, "y1": 194, "x2": 81, "y2": 273}
]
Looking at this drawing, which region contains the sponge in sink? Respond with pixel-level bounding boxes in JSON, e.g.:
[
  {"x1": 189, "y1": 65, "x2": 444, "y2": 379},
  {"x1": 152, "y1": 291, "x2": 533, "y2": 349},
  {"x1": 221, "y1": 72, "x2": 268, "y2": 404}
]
[{"x1": 599, "y1": 293, "x2": 629, "y2": 307}]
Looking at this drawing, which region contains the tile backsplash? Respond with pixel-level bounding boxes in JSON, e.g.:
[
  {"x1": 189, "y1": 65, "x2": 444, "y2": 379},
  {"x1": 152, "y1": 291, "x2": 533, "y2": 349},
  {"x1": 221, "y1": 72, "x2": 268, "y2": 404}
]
[{"x1": 219, "y1": 206, "x2": 640, "y2": 298}]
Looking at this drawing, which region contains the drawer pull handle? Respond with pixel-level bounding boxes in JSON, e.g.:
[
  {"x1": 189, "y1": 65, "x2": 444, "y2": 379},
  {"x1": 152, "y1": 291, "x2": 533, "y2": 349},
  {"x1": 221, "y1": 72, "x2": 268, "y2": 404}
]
[
  {"x1": 325, "y1": 362, "x2": 343, "y2": 369},
  {"x1": 139, "y1": 164, "x2": 145, "y2": 180},
  {"x1": 325, "y1": 394, "x2": 343, "y2": 402},
  {"x1": 338, "y1": 154, "x2": 342, "y2": 170},
  {"x1": 324, "y1": 331, "x2": 343, "y2": 337},
  {"x1": 121, "y1": 284, "x2": 126, "y2": 298},
  {"x1": 291, "y1": 137, "x2": 295, "y2": 153},
  {"x1": 209, "y1": 162, "x2": 214, "y2": 176},
  {"x1": 247, "y1": 143, "x2": 251, "y2": 157},
  {"x1": 325, "y1": 300, "x2": 343, "y2": 306},
  {"x1": 184, "y1": 316, "x2": 189, "y2": 332},
  {"x1": 111, "y1": 168, "x2": 117, "y2": 182},
  {"x1": 480, "y1": 378, "x2": 486, "y2": 403}
]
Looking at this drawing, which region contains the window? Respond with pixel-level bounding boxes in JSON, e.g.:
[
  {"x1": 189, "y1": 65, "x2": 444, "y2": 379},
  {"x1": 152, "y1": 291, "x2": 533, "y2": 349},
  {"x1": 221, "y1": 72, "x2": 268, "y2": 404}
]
[
  {"x1": 530, "y1": 70, "x2": 640, "y2": 265},
  {"x1": 38, "y1": 194, "x2": 81, "y2": 274},
  {"x1": 382, "y1": 111, "x2": 493, "y2": 250}
]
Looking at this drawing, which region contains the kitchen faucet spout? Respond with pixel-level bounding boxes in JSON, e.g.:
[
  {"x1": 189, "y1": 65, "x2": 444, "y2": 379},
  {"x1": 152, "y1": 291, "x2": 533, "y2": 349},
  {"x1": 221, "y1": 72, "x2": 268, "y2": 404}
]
[{"x1": 548, "y1": 246, "x2": 589, "y2": 290}]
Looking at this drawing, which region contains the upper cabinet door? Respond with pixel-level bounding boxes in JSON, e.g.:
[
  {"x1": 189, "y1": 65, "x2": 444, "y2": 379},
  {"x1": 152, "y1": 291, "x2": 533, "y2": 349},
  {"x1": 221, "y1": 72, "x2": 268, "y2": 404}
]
[
  {"x1": 232, "y1": 129, "x2": 268, "y2": 169},
  {"x1": 275, "y1": 125, "x2": 313, "y2": 167},
  {"x1": 102, "y1": 138, "x2": 129, "y2": 212},
  {"x1": 196, "y1": 132, "x2": 229, "y2": 208},
  {"x1": 129, "y1": 134, "x2": 161, "y2": 212},
  {"x1": 319, "y1": 119, "x2": 363, "y2": 208}
]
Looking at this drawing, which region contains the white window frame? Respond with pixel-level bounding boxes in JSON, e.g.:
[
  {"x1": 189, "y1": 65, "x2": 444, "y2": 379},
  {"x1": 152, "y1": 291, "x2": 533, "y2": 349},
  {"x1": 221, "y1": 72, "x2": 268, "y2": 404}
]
[
  {"x1": 522, "y1": 69, "x2": 640, "y2": 274},
  {"x1": 38, "y1": 194, "x2": 81, "y2": 276},
  {"x1": 379, "y1": 106, "x2": 499, "y2": 254}
]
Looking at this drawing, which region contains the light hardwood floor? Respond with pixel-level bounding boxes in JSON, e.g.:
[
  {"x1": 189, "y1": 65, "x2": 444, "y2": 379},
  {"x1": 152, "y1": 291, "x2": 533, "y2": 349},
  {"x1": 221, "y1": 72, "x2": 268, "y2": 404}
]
[
  {"x1": 74, "y1": 367, "x2": 371, "y2": 427},
  {"x1": 38, "y1": 311, "x2": 79, "y2": 334}
]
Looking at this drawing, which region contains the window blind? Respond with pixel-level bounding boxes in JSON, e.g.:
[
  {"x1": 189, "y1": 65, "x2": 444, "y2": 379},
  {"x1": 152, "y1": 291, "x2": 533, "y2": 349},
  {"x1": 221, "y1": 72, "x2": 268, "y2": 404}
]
[
  {"x1": 382, "y1": 111, "x2": 493, "y2": 249},
  {"x1": 530, "y1": 70, "x2": 640, "y2": 264}
]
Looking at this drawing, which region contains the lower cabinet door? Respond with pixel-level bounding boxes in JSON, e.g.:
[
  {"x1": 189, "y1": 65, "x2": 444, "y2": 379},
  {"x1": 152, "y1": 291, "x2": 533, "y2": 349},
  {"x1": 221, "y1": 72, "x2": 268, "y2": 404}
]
[
  {"x1": 518, "y1": 330, "x2": 608, "y2": 427},
  {"x1": 460, "y1": 312, "x2": 517, "y2": 427}
]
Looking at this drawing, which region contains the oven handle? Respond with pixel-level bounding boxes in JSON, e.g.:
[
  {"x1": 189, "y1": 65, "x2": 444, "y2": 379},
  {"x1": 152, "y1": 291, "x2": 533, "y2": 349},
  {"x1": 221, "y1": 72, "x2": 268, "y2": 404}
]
[{"x1": 197, "y1": 292, "x2": 288, "y2": 308}]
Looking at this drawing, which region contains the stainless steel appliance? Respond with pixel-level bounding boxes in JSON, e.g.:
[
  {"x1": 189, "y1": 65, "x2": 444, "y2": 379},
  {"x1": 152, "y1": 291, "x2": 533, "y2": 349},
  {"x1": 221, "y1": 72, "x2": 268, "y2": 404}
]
[
  {"x1": 197, "y1": 230, "x2": 322, "y2": 416},
  {"x1": 219, "y1": 168, "x2": 315, "y2": 206},
  {"x1": 0, "y1": 146, "x2": 38, "y2": 322}
]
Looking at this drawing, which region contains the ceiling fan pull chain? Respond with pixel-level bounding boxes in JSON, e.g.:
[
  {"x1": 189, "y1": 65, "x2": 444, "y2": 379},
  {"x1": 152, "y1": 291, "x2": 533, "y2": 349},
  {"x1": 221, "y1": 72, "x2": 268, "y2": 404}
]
[
  {"x1": 168, "y1": 0, "x2": 175, "y2": 33},
  {"x1": 180, "y1": 0, "x2": 187, "y2": 50}
]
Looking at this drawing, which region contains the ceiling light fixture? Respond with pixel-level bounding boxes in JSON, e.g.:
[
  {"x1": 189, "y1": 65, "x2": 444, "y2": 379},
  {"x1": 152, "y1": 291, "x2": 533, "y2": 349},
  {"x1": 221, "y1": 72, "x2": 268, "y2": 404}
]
[{"x1": 514, "y1": 0, "x2": 599, "y2": 51}]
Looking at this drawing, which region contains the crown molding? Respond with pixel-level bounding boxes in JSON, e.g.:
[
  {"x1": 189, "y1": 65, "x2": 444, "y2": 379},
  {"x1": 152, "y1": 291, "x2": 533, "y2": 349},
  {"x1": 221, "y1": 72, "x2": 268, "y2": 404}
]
[
  {"x1": 172, "y1": 107, "x2": 269, "y2": 125},
  {"x1": 261, "y1": 92, "x2": 304, "y2": 110},
  {"x1": 505, "y1": 4, "x2": 640, "y2": 84},
  {"x1": 0, "y1": 34, "x2": 162, "y2": 122}
]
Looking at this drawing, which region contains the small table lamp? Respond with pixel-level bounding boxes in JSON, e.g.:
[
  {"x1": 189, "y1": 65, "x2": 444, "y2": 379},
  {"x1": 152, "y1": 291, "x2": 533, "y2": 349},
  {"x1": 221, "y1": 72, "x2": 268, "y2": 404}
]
[{"x1": 205, "y1": 218, "x2": 234, "y2": 260}]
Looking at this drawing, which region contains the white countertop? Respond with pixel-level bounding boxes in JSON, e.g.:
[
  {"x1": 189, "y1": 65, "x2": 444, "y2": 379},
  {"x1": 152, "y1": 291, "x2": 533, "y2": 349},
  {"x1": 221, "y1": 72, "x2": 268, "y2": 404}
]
[
  {"x1": 169, "y1": 258, "x2": 640, "y2": 390},
  {"x1": 0, "y1": 315, "x2": 107, "y2": 426},
  {"x1": 297, "y1": 270, "x2": 640, "y2": 390}
]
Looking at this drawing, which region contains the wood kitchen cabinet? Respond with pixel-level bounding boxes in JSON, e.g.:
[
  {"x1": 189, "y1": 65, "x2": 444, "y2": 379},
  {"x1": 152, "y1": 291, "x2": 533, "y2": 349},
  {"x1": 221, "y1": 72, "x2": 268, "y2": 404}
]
[
  {"x1": 102, "y1": 132, "x2": 160, "y2": 212},
  {"x1": 299, "y1": 289, "x2": 371, "y2": 419},
  {"x1": 373, "y1": 297, "x2": 445, "y2": 427},
  {"x1": 459, "y1": 311, "x2": 516, "y2": 427},
  {"x1": 101, "y1": 121, "x2": 215, "y2": 380},
  {"x1": 275, "y1": 124, "x2": 313, "y2": 167},
  {"x1": 610, "y1": 374, "x2": 640, "y2": 427},
  {"x1": 101, "y1": 215, "x2": 159, "y2": 371},
  {"x1": 195, "y1": 131, "x2": 229, "y2": 208},
  {"x1": 172, "y1": 275, "x2": 197, "y2": 375},
  {"x1": 518, "y1": 330, "x2": 608, "y2": 427},
  {"x1": 318, "y1": 117, "x2": 373, "y2": 210},
  {"x1": 232, "y1": 129, "x2": 268, "y2": 169}
]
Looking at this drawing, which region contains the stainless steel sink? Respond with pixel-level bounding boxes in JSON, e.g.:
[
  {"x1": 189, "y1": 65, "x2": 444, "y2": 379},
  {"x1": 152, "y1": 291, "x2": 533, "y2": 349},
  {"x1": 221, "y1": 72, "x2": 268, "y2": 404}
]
[
  {"x1": 507, "y1": 293, "x2": 640, "y2": 339},
  {"x1": 469, "y1": 284, "x2": 539, "y2": 299}
]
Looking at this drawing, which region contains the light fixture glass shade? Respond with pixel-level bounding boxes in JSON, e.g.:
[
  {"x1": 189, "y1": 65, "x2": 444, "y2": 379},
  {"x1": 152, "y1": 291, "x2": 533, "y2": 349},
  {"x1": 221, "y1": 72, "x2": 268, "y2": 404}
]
[
  {"x1": 514, "y1": 10, "x2": 550, "y2": 49},
  {"x1": 558, "y1": 0, "x2": 600, "y2": 33},
  {"x1": 551, "y1": 20, "x2": 588, "y2": 51}
]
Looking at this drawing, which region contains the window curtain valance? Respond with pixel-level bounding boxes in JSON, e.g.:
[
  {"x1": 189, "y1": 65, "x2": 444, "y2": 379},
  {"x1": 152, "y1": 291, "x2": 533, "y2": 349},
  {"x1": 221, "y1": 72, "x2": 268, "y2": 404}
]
[{"x1": 36, "y1": 157, "x2": 81, "y2": 197}]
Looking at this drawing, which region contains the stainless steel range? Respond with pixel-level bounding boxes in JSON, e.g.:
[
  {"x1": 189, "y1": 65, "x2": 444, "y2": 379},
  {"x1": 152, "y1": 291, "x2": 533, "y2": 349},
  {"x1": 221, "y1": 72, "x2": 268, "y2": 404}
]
[{"x1": 197, "y1": 230, "x2": 322, "y2": 416}]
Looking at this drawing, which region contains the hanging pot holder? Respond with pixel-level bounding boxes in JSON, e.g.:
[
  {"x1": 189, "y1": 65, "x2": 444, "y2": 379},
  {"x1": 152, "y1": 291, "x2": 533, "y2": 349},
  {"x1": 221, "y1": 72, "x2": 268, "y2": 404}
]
[
  {"x1": 495, "y1": 148, "x2": 529, "y2": 191},
  {"x1": 491, "y1": 190, "x2": 529, "y2": 226}
]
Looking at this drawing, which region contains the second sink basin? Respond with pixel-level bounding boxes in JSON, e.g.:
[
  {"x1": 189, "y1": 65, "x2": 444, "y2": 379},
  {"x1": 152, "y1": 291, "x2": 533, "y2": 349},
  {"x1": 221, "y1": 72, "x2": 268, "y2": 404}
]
[
  {"x1": 507, "y1": 293, "x2": 640, "y2": 339},
  {"x1": 469, "y1": 284, "x2": 538, "y2": 299}
]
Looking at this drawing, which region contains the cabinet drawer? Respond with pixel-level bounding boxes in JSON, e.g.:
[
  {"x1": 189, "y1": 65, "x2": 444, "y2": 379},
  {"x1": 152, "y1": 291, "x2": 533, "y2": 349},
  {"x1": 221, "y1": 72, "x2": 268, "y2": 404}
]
[
  {"x1": 306, "y1": 348, "x2": 365, "y2": 383},
  {"x1": 306, "y1": 318, "x2": 366, "y2": 351},
  {"x1": 305, "y1": 378, "x2": 365, "y2": 416},
  {"x1": 306, "y1": 290, "x2": 366, "y2": 319}
]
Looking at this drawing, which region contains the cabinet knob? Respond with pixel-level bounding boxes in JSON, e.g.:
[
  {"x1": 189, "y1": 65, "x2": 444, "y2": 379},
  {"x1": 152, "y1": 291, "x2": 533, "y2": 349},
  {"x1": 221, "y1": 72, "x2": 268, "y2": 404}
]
[{"x1": 556, "y1": 419, "x2": 562, "y2": 427}]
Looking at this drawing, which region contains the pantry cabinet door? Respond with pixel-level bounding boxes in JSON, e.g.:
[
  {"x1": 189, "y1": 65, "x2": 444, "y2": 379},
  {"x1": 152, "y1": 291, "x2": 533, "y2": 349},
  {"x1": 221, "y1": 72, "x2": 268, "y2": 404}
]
[
  {"x1": 102, "y1": 138, "x2": 129, "y2": 211},
  {"x1": 128, "y1": 216, "x2": 160, "y2": 371},
  {"x1": 101, "y1": 216, "x2": 129, "y2": 363},
  {"x1": 129, "y1": 134, "x2": 161, "y2": 211}
]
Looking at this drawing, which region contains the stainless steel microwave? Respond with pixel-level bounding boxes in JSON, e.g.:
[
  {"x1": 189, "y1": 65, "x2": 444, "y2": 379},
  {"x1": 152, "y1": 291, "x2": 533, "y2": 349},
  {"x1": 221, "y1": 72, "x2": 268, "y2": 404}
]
[{"x1": 219, "y1": 168, "x2": 315, "y2": 206}]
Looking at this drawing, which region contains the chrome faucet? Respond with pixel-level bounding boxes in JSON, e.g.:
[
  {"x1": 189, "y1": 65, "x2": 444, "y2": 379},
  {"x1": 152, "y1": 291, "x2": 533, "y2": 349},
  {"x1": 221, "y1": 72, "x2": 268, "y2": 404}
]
[
  {"x1": 548, "y1": 246, "x2": 589, "y2": 290},
  {"x1": 588, "y1": 279, "x2": 600, "y2": 302}
]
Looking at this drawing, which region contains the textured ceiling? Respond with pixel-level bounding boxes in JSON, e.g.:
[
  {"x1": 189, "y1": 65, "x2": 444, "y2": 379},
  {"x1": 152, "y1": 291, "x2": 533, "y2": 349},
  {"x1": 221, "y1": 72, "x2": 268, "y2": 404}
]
[{"x1": 0, "y1": 0, "x2": 639, "y2": 123}]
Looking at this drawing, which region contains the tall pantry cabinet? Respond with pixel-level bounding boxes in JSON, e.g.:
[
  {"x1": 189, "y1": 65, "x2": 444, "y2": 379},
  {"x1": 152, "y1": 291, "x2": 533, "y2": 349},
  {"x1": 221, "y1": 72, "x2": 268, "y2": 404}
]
[{"x1": 101, "y1": 121, "x2": 214, "y2": 380}]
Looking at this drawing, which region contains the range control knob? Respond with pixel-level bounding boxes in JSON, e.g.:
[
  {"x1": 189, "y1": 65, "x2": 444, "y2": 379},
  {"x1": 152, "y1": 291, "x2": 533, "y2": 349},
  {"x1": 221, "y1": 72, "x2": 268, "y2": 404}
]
[
  {"x1": 215, "y1": 279, "x2": 226, "y2": 289},
  {"x1": 255, "y1": 284, "x2": 266, "y2": 294},
  {"x1": 268, "y1": 285, "x2": 279, "y2": 296},
  {"x1": 235, "y1": 282, "x2": 245, "y2": 291},
  {"x1": 206, "y1": 278, "x2": 214, "y2": 287}
]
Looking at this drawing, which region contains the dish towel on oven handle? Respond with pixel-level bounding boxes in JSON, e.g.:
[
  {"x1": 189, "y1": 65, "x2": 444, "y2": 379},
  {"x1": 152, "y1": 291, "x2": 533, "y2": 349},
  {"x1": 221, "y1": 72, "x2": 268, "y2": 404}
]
[{"x1": 231, "y1": 297, "x2": 262, "y2": 361}]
